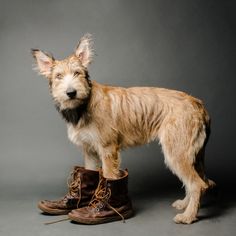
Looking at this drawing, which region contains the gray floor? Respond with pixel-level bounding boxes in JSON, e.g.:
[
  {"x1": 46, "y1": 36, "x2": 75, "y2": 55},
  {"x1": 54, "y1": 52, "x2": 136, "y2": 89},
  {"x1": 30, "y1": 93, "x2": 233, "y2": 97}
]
[{"x1": 1, "y1": 187, "x2": 235, "y2": 236}]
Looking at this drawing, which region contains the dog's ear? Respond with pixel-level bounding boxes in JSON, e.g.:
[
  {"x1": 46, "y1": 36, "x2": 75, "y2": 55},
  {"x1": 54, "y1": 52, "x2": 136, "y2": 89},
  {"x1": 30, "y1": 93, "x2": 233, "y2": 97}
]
[
  {"x1": 31, "y1": 49, "x2": 54, "y2": 78},
  {"x1": 75, "y1": 33, "x2": 94, "y2": 67}
]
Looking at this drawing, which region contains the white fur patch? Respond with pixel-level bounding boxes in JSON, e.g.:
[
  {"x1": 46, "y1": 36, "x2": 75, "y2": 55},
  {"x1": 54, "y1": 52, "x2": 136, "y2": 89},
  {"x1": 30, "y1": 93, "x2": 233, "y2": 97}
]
[
  {"x1": 67, "y1": 124, "x2": 98, "y2": 147},
  {"x1": 63, "y1": 74, "x2": 74, "y2": 89}
]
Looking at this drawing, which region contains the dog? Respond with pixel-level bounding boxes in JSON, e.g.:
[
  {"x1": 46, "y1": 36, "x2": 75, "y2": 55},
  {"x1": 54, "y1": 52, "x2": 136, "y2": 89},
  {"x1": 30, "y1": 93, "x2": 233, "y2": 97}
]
[{"x1": 32, "y1": 33, "x2": 215, "y2": 224}]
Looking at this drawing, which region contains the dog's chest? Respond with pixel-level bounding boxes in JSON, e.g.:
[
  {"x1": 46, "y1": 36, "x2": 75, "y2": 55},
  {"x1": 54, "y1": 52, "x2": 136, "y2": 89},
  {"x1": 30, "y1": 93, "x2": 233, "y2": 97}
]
[{"x1": 67, "y1": 124, "x2": 98, "y2": 146}]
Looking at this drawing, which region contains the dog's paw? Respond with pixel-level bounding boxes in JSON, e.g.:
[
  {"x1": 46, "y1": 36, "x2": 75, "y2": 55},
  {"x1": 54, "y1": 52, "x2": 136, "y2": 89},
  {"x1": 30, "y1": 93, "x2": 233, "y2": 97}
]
[
  {"x1": 173, "y1": 213, "x2": 198, "y2": 224},
  {"x1": 172, "y1": 199, "x2": 188, "y2": 210}
]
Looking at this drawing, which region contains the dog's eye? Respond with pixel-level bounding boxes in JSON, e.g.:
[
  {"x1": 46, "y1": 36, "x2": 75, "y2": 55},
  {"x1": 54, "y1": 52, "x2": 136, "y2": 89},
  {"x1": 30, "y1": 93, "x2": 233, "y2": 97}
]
[
  {"x1": 56, "y1": 73, "x2": 62, "y2": 79},
  {"x1": 74, "y1": 71, "x2": 80, "y2": 77}
]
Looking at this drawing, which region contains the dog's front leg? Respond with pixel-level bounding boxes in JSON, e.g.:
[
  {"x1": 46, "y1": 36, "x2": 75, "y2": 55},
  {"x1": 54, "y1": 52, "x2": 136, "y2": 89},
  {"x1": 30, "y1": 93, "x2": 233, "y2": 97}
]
[
  {"x1": 83, "y1": 144, "x2": 101, "y2": 171},
  {"x1": 99, "y1": 145, "x2": 121, "y2": 179}
]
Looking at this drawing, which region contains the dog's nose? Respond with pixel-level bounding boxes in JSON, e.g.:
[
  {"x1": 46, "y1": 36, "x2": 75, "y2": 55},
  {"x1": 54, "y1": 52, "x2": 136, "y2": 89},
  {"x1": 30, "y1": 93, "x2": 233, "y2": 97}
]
[{"x1": 66, "y1": 88, "x2": 77, "y2": 99}]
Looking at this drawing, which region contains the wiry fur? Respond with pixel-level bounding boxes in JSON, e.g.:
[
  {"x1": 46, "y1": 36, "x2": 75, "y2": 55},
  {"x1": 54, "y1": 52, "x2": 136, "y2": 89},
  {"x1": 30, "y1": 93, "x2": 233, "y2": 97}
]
[{"x1": 32, "y1": 34, "x2": 215, "y2": 224}]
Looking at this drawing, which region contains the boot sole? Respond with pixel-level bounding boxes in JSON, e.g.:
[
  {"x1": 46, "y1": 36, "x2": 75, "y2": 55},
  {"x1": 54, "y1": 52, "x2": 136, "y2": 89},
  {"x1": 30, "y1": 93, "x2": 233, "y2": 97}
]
[
  {"x1": 68, "y1": 209, "x2": 134, "y2": 224},
  {"x1": 38, "y1": 202, "x2": 72, "y2": 215}
]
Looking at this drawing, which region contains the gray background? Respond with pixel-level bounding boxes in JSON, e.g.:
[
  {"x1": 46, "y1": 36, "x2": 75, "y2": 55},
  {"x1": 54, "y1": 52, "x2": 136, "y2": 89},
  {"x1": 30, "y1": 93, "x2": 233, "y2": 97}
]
[{"x1": 0, "y1": 0, "x2": 236, "y2": 235}]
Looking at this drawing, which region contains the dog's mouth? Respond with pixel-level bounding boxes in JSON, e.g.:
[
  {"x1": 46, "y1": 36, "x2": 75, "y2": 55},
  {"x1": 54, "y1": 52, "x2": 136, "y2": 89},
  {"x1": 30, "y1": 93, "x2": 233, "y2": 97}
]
[
  {"x1": 57, "y1": 96, "x2": 90, "y2": 110},
  {"x1": 63, "y1": 98, "x2": 82, "y2": 108},
  {"x1": 67, "y1": 97, "x2": 78, "y2": 102}
]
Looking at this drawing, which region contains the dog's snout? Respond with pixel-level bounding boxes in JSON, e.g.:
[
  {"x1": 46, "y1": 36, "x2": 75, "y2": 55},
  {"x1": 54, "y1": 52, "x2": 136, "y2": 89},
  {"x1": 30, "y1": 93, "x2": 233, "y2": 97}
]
[{"x1": 66, "y1": 88, "x2": 77, "y2": 99}]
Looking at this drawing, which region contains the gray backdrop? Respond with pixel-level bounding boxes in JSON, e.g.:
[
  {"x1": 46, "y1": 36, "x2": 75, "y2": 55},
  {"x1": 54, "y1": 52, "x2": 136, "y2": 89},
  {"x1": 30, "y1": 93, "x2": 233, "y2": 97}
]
[{"x1": 0, "y1": 0, "x2": 236, "y2": 202}]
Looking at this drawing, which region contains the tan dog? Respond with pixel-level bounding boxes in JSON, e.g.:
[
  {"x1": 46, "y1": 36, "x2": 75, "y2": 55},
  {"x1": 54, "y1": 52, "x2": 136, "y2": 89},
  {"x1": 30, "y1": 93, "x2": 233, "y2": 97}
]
[{"x1": 32, "y1": 34, "x2": 215, "y2": 224}]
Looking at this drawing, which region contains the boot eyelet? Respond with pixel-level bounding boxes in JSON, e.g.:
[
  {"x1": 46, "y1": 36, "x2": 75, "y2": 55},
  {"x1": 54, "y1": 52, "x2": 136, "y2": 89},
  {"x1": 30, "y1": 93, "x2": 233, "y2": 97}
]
[{"x1": 95, "y1": 207, "x2": 100, "y2": 212}]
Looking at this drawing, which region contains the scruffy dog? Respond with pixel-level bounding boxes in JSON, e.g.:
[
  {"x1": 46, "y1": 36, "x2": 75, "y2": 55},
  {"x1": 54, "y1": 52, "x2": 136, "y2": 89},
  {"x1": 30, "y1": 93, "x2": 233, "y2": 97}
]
[{"x1": 32, "y1": 34, "x2": 215, "y2": 224}]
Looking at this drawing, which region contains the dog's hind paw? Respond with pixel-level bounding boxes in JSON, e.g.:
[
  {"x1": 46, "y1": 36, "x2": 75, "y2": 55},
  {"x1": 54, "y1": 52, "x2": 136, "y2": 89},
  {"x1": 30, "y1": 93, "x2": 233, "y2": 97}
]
[
  {"x1": 173, "y1": 213, "x2": 197, "y2": 224},
  {"x1": 172, "y1": 199, "x2": 188, "y2": 210}
]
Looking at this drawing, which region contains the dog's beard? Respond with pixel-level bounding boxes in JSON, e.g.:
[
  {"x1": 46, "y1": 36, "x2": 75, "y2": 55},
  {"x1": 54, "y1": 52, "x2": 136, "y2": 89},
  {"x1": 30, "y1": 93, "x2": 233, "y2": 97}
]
[
  {"x1": 55, "y1": 97, "x2": 89, "y2": 125},
  {"x1": 55, "y1": 100, "x2": 89, "y2": 125}
]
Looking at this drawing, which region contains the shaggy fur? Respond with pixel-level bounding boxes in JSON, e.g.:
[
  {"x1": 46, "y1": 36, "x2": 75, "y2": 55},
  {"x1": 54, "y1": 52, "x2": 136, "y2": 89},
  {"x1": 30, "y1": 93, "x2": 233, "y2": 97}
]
[{"x1": 32, "y1": 33, "x2": 215, "y2": 224}]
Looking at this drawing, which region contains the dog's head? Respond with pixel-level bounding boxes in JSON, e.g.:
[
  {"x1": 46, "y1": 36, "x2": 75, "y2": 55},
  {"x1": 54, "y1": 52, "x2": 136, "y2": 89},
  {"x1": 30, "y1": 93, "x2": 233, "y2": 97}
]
[{"x1": 32, "y1": 34, "x2": 93, "y2": 111}]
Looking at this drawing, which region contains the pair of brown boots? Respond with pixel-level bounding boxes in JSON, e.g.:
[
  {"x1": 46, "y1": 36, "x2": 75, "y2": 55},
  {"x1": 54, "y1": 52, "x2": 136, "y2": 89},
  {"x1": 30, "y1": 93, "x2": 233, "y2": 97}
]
[{"x1": 38, "y1": 166, "x2": 133, "y2": 224}]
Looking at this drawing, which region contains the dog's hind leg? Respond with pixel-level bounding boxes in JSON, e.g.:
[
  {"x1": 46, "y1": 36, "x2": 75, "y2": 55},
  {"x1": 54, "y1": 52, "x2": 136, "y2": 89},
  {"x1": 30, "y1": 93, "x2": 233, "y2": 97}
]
[
  {"x1": 172, "y1": 148, "x2": 208, "y2": 211},
  {"x1": 164, "y1": 150, "x2": 208, "y2": 224},
  {"x1": 160, "y1": 121, "x2": 208, "y2": 224},
  {"x1": 172, "y1": 190, "x2": 190, "y2": 210},
  {"x1": 173, "y1": 162, "x2": 208, "y2": 224},
  {"x1": 194, "y1": 147, "x2": 216, "y2": 189}
]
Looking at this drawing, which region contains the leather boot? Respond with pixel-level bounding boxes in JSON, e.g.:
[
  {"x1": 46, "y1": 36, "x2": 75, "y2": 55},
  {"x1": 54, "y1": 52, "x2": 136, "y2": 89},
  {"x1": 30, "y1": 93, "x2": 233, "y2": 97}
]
[
  {"x1": 38, "y1": 166, "x2": 99, "y2": 215},
  {"x1": 68, "y1": 169, "x2": 134, "y2": 224}
]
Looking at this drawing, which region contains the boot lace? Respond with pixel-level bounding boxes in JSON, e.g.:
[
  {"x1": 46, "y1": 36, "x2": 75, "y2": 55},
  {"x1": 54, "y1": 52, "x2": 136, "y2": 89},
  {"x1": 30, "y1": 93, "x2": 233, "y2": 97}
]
[
  {"x1": 63, "y1": 168, "x2": 81, "y2": 208},
  {"x1": 89, "y1": 178, "x2": 125, "y2": 223}
]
